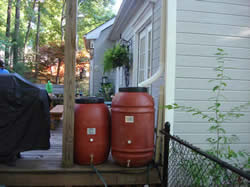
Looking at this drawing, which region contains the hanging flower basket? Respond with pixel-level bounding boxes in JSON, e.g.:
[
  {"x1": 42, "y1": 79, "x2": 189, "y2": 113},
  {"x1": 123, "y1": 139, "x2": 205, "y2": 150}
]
[{"x1": 103, "y1": 43, "x2": 130, "y2": 73}]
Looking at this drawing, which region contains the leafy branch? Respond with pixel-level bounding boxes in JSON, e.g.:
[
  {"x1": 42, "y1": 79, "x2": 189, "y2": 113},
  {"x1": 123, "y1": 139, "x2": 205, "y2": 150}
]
[{"x1": 166, "y1": 48, "x2": 250, "y2": 168}]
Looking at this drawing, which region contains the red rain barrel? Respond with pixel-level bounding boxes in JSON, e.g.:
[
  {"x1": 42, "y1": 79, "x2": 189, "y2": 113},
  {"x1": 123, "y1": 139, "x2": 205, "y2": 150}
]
[
  {"x1": 111, "y1": 87, "x2": 154, "y2": 167},
  {"x1": 74, "y1": 97, "x2": 110, "y2": 165}
]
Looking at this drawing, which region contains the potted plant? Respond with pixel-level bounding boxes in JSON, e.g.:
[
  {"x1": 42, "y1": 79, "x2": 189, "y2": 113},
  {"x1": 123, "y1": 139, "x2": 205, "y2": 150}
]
[{"x1": 103, "y1": 43, "x2": 130, "y2": 73}]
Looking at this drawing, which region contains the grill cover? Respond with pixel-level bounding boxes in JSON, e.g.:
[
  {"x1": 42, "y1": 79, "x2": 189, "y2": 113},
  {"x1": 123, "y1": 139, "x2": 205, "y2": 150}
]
[{"x1": 0, "y1": 73, "x2": 50, "y2": 163}]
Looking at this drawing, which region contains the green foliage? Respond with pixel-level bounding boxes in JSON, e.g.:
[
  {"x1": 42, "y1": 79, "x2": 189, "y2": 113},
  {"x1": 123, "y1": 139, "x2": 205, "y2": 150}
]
[
  {"x1": 103, "y1": 43, "x2": 130, "y2": 73},
  {"x1": 78, "y1": 0, "x2": 115, "y2": 48},
  {"x1": 14, "y1": 62, "x2": 33, "y2": 76},
  {"x1": 166, "y1": 48, "x2": 250, "y2": 169},
  {"x1": 39, "y1": 0, "x2": 63, "y2": 45},
  {"x1": 0, "y1": 0, "x2": 115, "y2": 60},
  {"x1": 97, "y1": 83, "x2": 114, "y2": 101},
  {"x1": 0, "y1": 0, "x2": 8, "y2": 33},
  {"x1": 0, "y1": 0, "x2": 115, "y2": 82},
  {"x1": 0, "y1": 34, "x2": 12, "y2": 51}
]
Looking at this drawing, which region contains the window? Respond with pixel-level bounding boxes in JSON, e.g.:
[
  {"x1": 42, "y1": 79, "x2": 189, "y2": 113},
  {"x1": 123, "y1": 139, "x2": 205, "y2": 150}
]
[
  {"x1": 138, "y1": 24, "x2": 152, "y2": 84},
  {"x1": 90, "y1": 40, "x2": 94, "y2": 49}
]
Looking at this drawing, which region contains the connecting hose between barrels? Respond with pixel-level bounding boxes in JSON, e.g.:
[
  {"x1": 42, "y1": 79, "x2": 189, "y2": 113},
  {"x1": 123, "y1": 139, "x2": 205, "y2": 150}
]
[
  {"x1": 88, "y1": 156, "x2": 162, "y2": 187},
  {"x1": 90, "y1": 164, "x2": 108, "y2": 187},
  {"x1": 90, "y1": 154, "x2": 107, "y2": 187}
]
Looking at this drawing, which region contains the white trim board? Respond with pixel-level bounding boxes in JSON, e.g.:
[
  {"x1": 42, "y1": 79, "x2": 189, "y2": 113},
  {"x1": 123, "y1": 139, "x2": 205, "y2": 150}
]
[
  {"x1": 164, "y1": 0, "x2": 177, "y2": 134},
  {"x1": 89, "y1": 59, "x2": 94, "y2": 96}
]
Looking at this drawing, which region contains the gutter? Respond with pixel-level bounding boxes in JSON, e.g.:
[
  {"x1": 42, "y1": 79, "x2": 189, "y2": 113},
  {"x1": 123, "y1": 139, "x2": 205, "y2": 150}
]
[{"x1": 139, "y1": 0, "x2": 166, "y2": 87}]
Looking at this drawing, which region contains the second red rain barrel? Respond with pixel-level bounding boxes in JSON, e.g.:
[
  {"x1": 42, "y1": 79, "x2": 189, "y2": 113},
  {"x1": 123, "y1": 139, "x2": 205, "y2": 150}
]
[
  {"x1": 74, "y1": 97, "x2": 110, "y2": 165},
  {"x1": 111, "y1": 87, "x2": 155, "y2": 167}
]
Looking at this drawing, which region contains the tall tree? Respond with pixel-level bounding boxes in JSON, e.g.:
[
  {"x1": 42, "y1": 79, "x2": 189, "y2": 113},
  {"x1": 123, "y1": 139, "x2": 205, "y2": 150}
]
[
  {"x1": 13, "y1": 0, "x2": 21, "y2": 68},
  {"x1": 4, "y1": 0, "x2": 12, "y2": 66},
  {"x1": 35, "y1": 0, "x2": 41, "y2": 78},
  {"x1": 77, "y1": 0, "x2": 115, "y2": 48},
  {"x1": 60, "y1": 0, "x2": 66, "y2": 42},
  {"x1": 24, "y1": 0, "x2": 37, "y2": 51},
  {"x1": 39, "y1": 42, "x2": 64, "y2": 84},
  {"x1": 0, "y1": 0, "x2": 115, "y2": 78}
]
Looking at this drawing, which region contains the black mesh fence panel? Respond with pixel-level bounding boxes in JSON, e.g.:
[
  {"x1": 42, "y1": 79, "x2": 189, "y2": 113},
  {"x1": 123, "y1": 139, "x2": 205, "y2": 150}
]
[{"x1": 161, "y1": 123, "x2": 250, "y2": 187}]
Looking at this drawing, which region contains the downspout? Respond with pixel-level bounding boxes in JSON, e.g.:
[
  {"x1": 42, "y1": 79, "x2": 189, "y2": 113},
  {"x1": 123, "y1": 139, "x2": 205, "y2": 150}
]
[
  {"x1": 149, "y1": 0, "x2": 157, "y2": 4},
  {"x1": 138, "y1": 0, "x2": 166, "y2": 87}
]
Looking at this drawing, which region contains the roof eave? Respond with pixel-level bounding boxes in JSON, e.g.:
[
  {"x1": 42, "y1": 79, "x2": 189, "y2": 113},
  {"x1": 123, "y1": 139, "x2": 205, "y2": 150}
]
[
  {"x1": 84, "y1": 17, "x2": 115, "y2": 40},
  {"x1": 108, "y1": 0, "x2": 144, "y2": 41}
]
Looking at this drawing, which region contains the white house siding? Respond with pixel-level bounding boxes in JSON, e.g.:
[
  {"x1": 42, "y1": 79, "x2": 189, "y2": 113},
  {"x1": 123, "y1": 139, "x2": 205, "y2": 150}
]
[
  {"x1": 174, "y1": 0, "x2": 250, "y2": 152},
  {"x1": 92, "y1": 26, "x2": 115, "y2": 96}
]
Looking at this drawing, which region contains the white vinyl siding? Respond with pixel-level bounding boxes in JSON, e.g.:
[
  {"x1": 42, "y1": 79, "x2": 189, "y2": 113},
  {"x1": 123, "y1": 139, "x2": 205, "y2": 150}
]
[
  {"x1": 174, "y1": 0, "x2": 250, "y2": 152},
  {"x1": 91, "y1": 27, "x2": 115, "y2": 96}
]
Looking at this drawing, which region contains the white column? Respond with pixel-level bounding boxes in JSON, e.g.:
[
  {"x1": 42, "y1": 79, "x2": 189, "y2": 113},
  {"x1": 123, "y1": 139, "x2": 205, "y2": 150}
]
[
  {"x1": 115, "y1": 68, "x2": 120, "y2": 93},
  {"x1": 89, "y1": 59, "x2": 94, "y2": 96},
  {"x1": 164, "y1": 0, "x2": 177, "y2": 134}
]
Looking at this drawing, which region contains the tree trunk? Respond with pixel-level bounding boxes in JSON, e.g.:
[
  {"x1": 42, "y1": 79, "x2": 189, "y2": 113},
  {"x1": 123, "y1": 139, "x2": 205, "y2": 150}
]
[
  {"x1": 5, "y1": 0, "x2": 12, "y2": 66},
  {"x1": 35, "y1": 0, "x2": 41, "y2": 79},
  {"x1": 56, "y1": 59, "x2": 62, "y2": 84},
  {"x1": 13, "y1": 0, "x2": 21, "y2": 69},
  {"x1": 24, "y1": 0, "x2": 37, "y2": 55},
  {"x1": 61, "y1": 0, "x2": 66, "y2": 41}
]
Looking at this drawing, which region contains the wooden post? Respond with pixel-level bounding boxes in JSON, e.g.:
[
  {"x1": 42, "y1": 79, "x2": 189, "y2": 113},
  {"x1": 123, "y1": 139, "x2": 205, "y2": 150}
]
[
  {"x1": 155, "y1": 86, "x2": 164, "y2": 164},
  {"x1": 62, "y1": 0, "x2": 77, "y2": 167}
]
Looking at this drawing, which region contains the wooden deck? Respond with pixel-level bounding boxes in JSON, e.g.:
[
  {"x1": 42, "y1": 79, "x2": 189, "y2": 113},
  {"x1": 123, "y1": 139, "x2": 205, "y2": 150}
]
[{"x1": 0, "y1": 122, "x2": 161, "y2": 186}]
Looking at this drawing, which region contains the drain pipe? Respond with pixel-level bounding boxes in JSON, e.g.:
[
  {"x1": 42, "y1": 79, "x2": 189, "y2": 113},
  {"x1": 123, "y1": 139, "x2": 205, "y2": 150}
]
[{"x1": 138, "y1": 0, "x2": 166, "y2": 87}]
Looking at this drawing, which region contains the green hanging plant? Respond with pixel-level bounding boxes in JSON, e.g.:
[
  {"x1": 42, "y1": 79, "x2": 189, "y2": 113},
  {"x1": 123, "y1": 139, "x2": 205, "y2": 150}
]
[{"x1": 103, "y1": 43, "x2": 130, "y2": 73}]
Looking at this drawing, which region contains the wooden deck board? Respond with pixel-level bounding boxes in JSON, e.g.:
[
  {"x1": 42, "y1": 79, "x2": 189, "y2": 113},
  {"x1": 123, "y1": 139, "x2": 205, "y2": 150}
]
[
  {"x1": 0, "y1": 172, "x2": 160, "y2": 186},
  {"x1": 0, "y1": 121, "x2": 161, "y2": 186}
]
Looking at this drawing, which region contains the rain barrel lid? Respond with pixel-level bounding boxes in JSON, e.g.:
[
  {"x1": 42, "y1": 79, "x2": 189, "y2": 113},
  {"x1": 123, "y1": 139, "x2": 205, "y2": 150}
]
[
  {"x1": 75, "y1": 97, "x2": 104, "y2": 104},
  {"x1": 119, "y1": 87, "x2": 148, "y2": 93}
]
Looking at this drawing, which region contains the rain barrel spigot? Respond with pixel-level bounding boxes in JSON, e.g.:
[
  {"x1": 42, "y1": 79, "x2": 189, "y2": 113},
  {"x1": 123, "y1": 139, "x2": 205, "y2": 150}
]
[
  {"x1": 127, "y1": 160, "x2": 131, "y2": 168},
  {"x1": 90, "y1": 154, "x2": 94, "y2": 164}
]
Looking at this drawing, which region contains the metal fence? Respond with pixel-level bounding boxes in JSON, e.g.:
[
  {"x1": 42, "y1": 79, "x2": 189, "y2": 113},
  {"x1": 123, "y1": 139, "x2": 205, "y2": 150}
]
[{"x1": 161, "y1": 122, "x2": 250, "y2": 187}]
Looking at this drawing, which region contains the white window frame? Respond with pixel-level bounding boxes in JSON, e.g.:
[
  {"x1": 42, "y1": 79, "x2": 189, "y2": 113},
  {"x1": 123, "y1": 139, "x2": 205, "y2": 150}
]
[
  {"x1": 90, "y1": 40, "x2": 94, "y2": 49},
  {"x1": 138, "y1": 24, "x2": 152, "y2": 84},
  {"x1": 130, "y1": 1, "x2": 154, "y2": 87}
]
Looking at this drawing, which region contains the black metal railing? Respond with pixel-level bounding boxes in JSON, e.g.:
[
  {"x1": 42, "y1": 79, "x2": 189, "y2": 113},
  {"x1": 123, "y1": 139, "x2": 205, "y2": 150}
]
[{"x1": 161, "y1": 122, "x2": 250, "y2": 187}]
